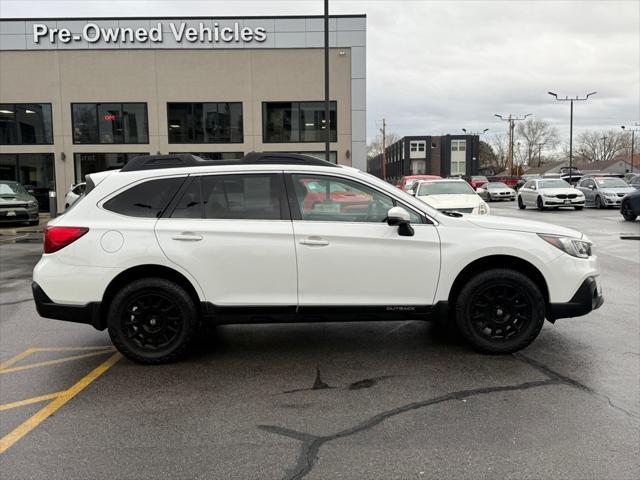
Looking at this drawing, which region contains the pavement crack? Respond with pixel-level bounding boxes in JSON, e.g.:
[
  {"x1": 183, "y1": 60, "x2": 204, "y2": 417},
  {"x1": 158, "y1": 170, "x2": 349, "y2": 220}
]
[
  {"x1": 513, "y1": 353, "x2": 639, "y2": 420},
  {"x1": 348, "y1": 375, "x2": 396, "y2": 390},
  {"x1": 282, "y1": 367, "x2": 335, "y2": 394},
  {"x1": 0, "y1": 298, "x2": 32, "y2": 307},
  {"x1": 266, "y1": 378, "x2": 558, "y2": 480}
]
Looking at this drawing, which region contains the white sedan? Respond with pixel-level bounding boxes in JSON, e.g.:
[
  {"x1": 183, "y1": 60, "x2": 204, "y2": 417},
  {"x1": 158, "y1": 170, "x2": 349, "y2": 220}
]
[
  {"x1": 517, "y1": 178, "x2": 585, "y2": 211},
  {"x1": 412, "y1": 179, "x2": 490, "y2": 215}
]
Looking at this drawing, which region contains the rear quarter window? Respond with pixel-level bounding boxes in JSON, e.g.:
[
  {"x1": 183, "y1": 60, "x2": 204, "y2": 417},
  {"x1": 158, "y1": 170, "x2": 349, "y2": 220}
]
[{"x1": 104, "y1": 177, "x2": 185, "y2": 218}]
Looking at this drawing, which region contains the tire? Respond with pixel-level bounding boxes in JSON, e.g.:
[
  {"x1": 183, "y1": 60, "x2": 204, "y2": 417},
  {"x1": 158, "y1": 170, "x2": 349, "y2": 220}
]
[
  {"x1": 27, "y1": 219, "x2": 39, "y2": 226},
  {"x1": 621, "y1": 202, "x2": 638, "y2": 221},
  {"x1": 537, "y1": 196, "x2": 545, "y2": 211},
  {"x1": 517, "y1": 196, "x2": 526, "y2": 210},
  {"x1": 595, "y1": 196, "x2": 603, "y2": 209},
  {"x1": 454, "y1": 269, "x2": 545, "y2": 354},
  {"x1": 574, "y1": 206, "x2": 584, "y2": 211},
  {"x1": 108, "y1": 277, "x2": 199, "y2": 364}
]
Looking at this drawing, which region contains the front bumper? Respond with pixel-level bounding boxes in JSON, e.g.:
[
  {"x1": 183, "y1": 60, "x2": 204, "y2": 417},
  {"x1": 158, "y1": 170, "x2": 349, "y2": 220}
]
[
  {"x1": 0, "y1": 207, "x2": 38, "y2": 223},
  {"x1": 489, "y1": 193, "x2": 515, "y2": 200},
  {"x1": 32, "y1": 282, "x2": 103, "y2": 330},
  {"x1": 603, "y1": 197, "x2": 623, "y2": 206},
  {"x1": 542, "y1": 197, "x2": 585, "y2": 206},
  {"x1": 548, "y1": 276, "x2": 603, "y2": 321}
]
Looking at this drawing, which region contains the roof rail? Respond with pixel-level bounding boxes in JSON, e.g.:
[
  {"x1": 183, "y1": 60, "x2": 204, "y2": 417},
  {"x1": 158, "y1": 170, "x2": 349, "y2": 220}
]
[{"x1": 119, "y1": 152, "x2": 339, "y2": 172}]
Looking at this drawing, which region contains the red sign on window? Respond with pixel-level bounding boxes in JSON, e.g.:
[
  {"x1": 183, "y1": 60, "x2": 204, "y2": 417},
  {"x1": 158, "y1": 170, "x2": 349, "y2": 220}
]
[{"x1": 103, "y1": 113, "x2": 116, "y2": 121}]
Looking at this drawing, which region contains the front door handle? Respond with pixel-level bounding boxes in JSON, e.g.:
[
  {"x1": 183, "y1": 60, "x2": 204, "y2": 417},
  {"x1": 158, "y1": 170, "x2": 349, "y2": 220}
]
[
  {"x1": 171, "y1": 232, "x2": 203, "y2": 242},
  {"x1": 299, "y1": 237, "x2": 330, "y2": 247}
]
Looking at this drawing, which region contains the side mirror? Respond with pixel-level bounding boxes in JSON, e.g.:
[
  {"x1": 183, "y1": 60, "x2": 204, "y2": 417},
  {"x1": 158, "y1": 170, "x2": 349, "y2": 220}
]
[
  {"x1": 386, "y1": 206, "x2": 414, "y2": 237},
  {"x1": 588, "y1": 185, "x2": 594, "y2": 190}
]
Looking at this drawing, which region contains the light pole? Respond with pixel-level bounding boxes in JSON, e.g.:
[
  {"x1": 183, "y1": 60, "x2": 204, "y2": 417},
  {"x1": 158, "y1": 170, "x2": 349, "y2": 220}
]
[
  {"x1": 462, "y1": 128, "x2": 489, "y2": 174},
  {"x1": 323, "y1": 0, "x2": 331, "y2": 163},
  {"x1": 548, "y1": 91, "x2": 597, "y2": 183},
  {"x1": 494, "y1": 114, "x2": 532, "y2": 175},
  {"x1": 600, "y1": 136, "x2": 608, "y2": 162},
  {"x1": 536, "y1": 142, "x2": 544, "y2": 167},
  {"x1": 621, "y1": 123, "x2": 639, "y2": 173}
]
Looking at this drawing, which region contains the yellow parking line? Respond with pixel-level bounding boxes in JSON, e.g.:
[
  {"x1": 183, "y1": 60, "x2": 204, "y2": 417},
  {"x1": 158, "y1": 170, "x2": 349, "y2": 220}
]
[
  {"x1": 0, "y1": 349, "x2": 116, "y2": 374},
  {"x1": 0, "y1": 391, "x2": 65, "y2": 412},
  {"x1": 32, "y1": 346, "x2": 114, "y2": 353},
  {"x1": 0, "y1": 349, "x2": 36, "y2": 371},
  {"x1": 0, "y1": 351, "x2": 122, "y2": 454}
]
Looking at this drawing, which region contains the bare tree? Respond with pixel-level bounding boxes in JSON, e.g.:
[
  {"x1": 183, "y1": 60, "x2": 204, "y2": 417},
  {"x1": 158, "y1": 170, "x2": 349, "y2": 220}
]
[
  {"x1": 489, "y1": 133, "x2": 509, "y2": 172},
  {"x1": 367, "y1": 131, "x2": 401, "y2": 159},
  {"x1": 573, "y1": 129, "x2": 631, "y2": 163},
  {"x1": 515, "y1": 118, "x2": 559, "y2": 167}
]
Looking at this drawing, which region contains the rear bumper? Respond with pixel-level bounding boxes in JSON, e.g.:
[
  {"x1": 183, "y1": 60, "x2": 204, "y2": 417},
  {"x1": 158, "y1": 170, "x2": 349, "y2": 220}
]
[
  {"x1": 548, "y1": 276, "x2": 603, "y2": 321},
  {"x1": 32, "y1": 282, "x2": 103, "y2": 330}
]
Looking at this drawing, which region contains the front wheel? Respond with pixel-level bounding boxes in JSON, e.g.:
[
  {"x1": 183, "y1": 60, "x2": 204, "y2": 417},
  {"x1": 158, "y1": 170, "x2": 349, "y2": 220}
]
[
  {"x1": 517, "y1": 196, "x2": 526, "y2": 210},
  {"x1": 455, "y1": 269, "x2": 545, "y2": 354},
  {"x1": 595, "y1": 196, "x2": 603, "y2": 209},
  {"x1": 621, "y1": 202, "x2": 638, "y2": 221},
  {"x1": 108, "y1": 278, "x2": 199, "y2": 364},
  {"x1": 537, "y1": 196, "x2": 545, "y2": 211}
]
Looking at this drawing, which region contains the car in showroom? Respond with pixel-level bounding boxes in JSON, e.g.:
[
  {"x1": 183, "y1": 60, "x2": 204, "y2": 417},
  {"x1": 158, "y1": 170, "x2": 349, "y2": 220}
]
[
  {"x1": 411, "y1": 178, "x2": 489, "y2": 215},
  {"x1": 576, "y1": 176, "x2": 635, "y2": 208},
  {"x1": 0, "y1": 180, "x2": 39, "y2": 226},
  {"x1": 33, "y1": 153, "x2": 603, "y2": 364},
  {"x1": 476, "y1": 182, "x2": 516, "y2": 202},
  {"x1": 64, "y1": 182, "x2": 86, "y2": 209},
  {"x1": 395, "y1": 174, "x2": 441, "y2": 192},
  {"x1": 517, "y1": 178, "x2": 585, "y2": 211},
  {"x1": 620, "y1": 190, "x2": 640, "y2": 222}
]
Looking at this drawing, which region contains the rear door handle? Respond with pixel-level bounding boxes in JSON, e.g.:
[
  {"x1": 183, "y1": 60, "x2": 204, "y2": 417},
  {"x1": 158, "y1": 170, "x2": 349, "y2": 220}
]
[
  {"x1": 299, "y1": 237, "x2": 329, "y2": 247},
  {"x1": 171, "y1": 233, "x2": 203, "y2": 242}
]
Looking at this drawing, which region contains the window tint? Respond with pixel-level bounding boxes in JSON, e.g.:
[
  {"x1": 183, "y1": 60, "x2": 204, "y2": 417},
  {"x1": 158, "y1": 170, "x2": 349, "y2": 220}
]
[
  {"x1": 0, "y1": 104, "x2": 53, "y2": 145},
  {"x1": 104, "y1": 177, "x2": 184, "y2": 218},
  {"x1": 291, "y1": 174, "x2": 402, "y2": 223},
  {"x1": 262, "y1": 102, "x2": 337, "y2": 143},
  {"x1": 167, "y1": 103, "x2": 243, "y2": 143},
  {"x1": 174, "y1": 174, "x2": 285, "y2": 220},
  {"x1": 72, "y1": 103, "x2": 149, "y2": 144}
]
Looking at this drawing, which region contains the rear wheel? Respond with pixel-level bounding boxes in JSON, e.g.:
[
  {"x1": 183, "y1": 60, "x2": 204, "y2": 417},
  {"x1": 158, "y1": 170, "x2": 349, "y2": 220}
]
[
  {"x1": 517, "y1": 196, "x2": 526, "y2": 209},
  {"x1": 621, "y1": 201, "x2": 638, "y2": 221},
  {"x1": 595, "y1": 196, "x2": 603, "y2": 209},
  {"x1": 455, "y1": 269, "x2": 545, "y2": 354},
  {"x1": 108, "y1": 278, "x2": 199, "y2": 364},
  {"x1": 537, "y1": 197, "x2": 545, "y2": 211}
]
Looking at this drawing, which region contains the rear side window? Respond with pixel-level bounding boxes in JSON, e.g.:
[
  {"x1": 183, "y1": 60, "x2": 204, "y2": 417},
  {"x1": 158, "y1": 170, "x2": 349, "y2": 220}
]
[
  {"x1": 171, "y1": 174, "x2": 286, "y2": 220},
  {"x1": 104, "y1": 177, "x2": 185, "y2": 218}
]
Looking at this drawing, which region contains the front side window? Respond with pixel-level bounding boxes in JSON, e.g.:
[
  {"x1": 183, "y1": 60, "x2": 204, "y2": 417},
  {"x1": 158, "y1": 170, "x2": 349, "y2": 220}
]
[
  {"x1": 263, "y1": 102, "x2": 337, "y2": 143},
  {"x1": 104, "y1": 177, "x2": 185, "y2": 218},
  {"x1": 0, "y1": 104, "x2": 53, "y2": 145},
  {"x1": 291, "y1": 174, "x2": 417, "y2": 223},
  {"x1": 171, "y1": 174, "x2": 285, "y2": 220},
  {"x1": 167, "y1": 103, "x2": 243, "y2": 143},
  {"x1": 72, "y1": 103, "x2": 149, "y2": 144}
]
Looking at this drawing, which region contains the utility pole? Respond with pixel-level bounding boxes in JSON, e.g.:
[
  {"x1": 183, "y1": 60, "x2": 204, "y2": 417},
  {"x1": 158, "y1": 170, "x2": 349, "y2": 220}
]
[
  {"x1": 380, "y1": 118, "x2": 387, "y2": 180},
  {"x1": 621, "y1": 124, "x2": 639, "y2": 173},
  {"x1": 323, "y1": 0, "x2": 331, "y2": 162},
  {"x1": 536, "y1": 142, "x2": 544, "y2": 167},
  {"x1": 548, "y1": 91, "x2": 597, "y2": 183},
  {"x1": 600, "y1": 136, "x2": 608, "y2": 162},
  {"x1": 494, "y1": 113, "x2": 532, "y2": 175}
]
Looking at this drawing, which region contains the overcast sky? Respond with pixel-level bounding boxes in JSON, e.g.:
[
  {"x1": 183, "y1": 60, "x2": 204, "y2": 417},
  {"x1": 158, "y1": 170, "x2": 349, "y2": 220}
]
[{"x1": 1, "y1": 0, "x2": 638, "y2": 144}]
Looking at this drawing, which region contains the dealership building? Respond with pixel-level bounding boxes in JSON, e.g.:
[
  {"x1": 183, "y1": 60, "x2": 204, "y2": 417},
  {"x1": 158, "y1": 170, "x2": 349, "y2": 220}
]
[{"x1": 0, "y1": 15, "x2": 366, "y2": 209}]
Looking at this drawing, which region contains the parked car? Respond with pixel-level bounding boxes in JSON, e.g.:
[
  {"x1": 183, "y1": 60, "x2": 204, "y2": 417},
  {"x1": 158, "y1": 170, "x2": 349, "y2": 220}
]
[
  {"x1": 559, "y1": 166, "x2": 584, "y2": 185},
  {"x1": 33, "y1": 153, "x2": 603, "y2": 363},
  {"x1": 623, "y1": 172, "x2": 639, "y2": 183},
  {"x1": 468, "y1": 175, "x2": 489, "y2": 189},
  {"x1": 620, "y1": 190, "x2": 640, "y2": 222},
  {"x1": 488, "y1": 175, "x2": 520, "y2": 189},
  {"x1": 395, "y1": 175, "x2": 442, "y2": 192},
  {"x1": 576, "y1": 176, "x2": 635, "y2": 209},
  {"x1": 64, "y1": 182, "x2": 86, "y2": 209},
  {"x1": 628, "y1": 175, "x2": 640, "y2": 190},
  {"x1": 0, "y1": 180, "x2": 39, "y2": 226},
  {"x1": 476, "y1": 182, "x2": 516, "y2": 202},
  {"x1": 517, "y1": 178, "x2": 585, "y2": 211},
  {"x1": 517, "y1": 174, "x2": 541, "y2": 190},
  {"x1": 412, "y1": 179, "x2": 490, "y2": 215}
]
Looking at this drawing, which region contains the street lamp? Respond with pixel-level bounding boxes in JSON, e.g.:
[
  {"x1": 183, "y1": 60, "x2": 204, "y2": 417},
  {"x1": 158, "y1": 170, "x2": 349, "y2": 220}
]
[
  {"x1": 462, "y1": 128, "x2": 489, "y2": 175},
  {"x1": 494, "y1": 113, "x2": 532, "y2": 175},
  {"x1": 621, "y1": 123, "x2": 639, "y2": 174},
  {"x1": 548, "y1": 91, "x2": 597, "y2": 183}
]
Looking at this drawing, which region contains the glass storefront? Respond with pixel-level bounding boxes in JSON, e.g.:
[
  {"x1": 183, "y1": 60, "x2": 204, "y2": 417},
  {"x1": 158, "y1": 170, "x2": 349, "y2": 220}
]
[
  {"x1": 262, "y1": 101, "x2": 337, "y2": 143},
  {"x1": 167, "y1": 103, "x2": 243, "y2": 144},
  {"x1": 0, "y1": 153, "x2": 55, "y2": 210},
  {"x1": 0, "y1": 104, "x2": 53, "y2": 145},
  {"x1": 74, "y1": 152, "x2": 148, "y2": 183},
  {"x1": 72, "y1": 103, "x2": 149, "y2": 144}
]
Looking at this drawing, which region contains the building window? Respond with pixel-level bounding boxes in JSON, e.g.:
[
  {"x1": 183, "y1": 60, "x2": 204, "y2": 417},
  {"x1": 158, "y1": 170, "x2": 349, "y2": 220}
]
[
  {"x1": 74, "y1": 153, "x2": 147, "y2": 183},
  {"x1": 410, "y1": 141, "x2": 426, "y2": 153},
  {"x1": 450, "y1": 139, "x2": 467, "y2": 176},
  {"x1": 451, "y1": 139, "x2": 466, "y2": 152},
  {"x1": 0, "y1": 153, "x2": 55, "y2": 210},
  {"x1": 411, "y1": 159, "x2": 426, "y2": 175},
  {"x1": 72, "y1": 103, "x2": 149, "y2": 144},
  {"x1": 289, "y1": 151, "x2": 337, "y2": 163},
  {"x1": 0, "y1": 104, "x2": 53, "y2": 145},
  {"x1": 169, "y1": 152, "x2": 244, "y2": 160},
  {"x1": 262, "y1": 102, "x2": 337, "y2": 143},
  {"x1": 167, "y1": 102, "x2": 243, "y2": 144}
]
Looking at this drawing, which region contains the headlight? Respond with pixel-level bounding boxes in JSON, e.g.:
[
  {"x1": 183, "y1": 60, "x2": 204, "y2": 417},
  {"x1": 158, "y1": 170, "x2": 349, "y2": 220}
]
[
  {"x1": 538, "y1": 234, "x2": 592, "y2": 259},
  {"x1": 27, "y1": 200, "x2": 38, "y2": 208},
  {"x1": 478, "y1": 203, "x2": 489, "y2": 215},
  {"x1": 543, "y1": 193, "x2": 555, "y2": 198}
]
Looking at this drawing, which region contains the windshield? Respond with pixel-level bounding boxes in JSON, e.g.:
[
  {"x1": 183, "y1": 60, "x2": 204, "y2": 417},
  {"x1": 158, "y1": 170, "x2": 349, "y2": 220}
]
[
  {"x1": 418, "y1": 182, "x2": 475, "y2": 196},
  {"x1": 0, "y1": 182, "x2": 27, "y2": 195},
  {"x1": 595, "y1": 178, "x2": 627, "y2": 188},
  {"x1": 471, "y1": 176, "x2": 488, "y2": 181},
  {"x1": 487, "y1": 182, "x2": 508, "y2": 189},
  {"x1": 538, "y1": 179, "x2": 571, "y2": 189}
]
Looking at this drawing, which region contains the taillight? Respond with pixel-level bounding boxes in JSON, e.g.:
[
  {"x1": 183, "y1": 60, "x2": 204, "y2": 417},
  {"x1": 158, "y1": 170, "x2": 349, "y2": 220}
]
[{"x1": 44, "y1": 227, "x2": 89, "y2": 254}]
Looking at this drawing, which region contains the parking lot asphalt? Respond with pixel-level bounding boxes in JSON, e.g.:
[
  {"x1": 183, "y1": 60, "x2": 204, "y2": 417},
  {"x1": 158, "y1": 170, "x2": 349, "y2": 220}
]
[{"x1": 0, "y1": 204, "x2": 638, "y2": 480}]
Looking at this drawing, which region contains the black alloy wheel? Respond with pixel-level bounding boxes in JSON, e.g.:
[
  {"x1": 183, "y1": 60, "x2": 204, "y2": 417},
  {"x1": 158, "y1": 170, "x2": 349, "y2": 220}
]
[
  {"x1": 621, "y1": 201, "x2": 638, "y2": 221},
  {"x1": 518, "y1": 196, "x2": 526, "y2": 209},
  {"x1": 108, "y1": 278, "x2": 198, "y2": 364},
  {"x1": 455, "y1": 269, "x2": 545, "y2": 353},
  {"x1": 537, "y1": 196, "x2": 545, "y2": 211}
]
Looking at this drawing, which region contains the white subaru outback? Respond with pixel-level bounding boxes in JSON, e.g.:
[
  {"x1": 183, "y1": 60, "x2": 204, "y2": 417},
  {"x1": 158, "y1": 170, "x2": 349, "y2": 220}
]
[{"x1": 32, "y1": 153, "x2": 603, "y2": 364}]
